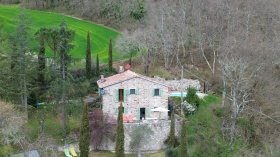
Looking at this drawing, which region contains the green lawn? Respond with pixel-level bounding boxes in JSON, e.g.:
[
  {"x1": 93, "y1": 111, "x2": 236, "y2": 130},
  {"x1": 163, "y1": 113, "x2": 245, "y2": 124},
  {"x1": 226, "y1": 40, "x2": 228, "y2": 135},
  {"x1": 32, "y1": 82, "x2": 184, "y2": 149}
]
[{"x1": 0, "y1": 5, "x2": 120, "y2": 62}]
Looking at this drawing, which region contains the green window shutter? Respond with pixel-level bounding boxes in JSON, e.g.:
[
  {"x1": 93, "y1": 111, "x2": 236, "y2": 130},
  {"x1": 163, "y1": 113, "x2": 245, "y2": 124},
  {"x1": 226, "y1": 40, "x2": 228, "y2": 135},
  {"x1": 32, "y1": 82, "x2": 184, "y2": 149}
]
[
  {"x1": 115, "y1": 108, "x2": 118, "y2": 115},
  {"x1": 160, "y1": 89, "x2": 163, "y2": 96},
  {"x1": 137, "y1": 108, "x2": 140, "y2": 120},
  {"x1": 115, "y1": 89, "x2": 119, "y2": 102},
  {"x1": 124, "y1": 89, "x2": 127, "y2": 102},
  {"x1": 136, "y1": 88, "x2": 139, "y2": 95},
  {"x1": 152, "y1": 89, "x2": 155, "y2": 96},
  {"x1": 128, "y1": 89, "x2": 131, "y2": 95}
]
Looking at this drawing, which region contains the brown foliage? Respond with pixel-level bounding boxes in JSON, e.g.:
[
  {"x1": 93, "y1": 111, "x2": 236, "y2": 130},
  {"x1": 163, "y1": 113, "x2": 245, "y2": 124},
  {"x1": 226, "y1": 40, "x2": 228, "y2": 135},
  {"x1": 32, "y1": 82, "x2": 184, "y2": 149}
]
[{"x1": 89, "y1": 109, "x2": 116, "y2": 150}]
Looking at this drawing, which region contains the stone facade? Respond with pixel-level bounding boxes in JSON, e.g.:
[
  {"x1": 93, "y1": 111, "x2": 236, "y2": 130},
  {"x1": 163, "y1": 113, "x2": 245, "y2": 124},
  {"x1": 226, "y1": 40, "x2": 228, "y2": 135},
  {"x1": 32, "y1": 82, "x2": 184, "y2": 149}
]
[
  {"x1": 100, "y1": 77, "x2": 169, "y2": 120},
  {"x1": 97, "y1": 70, "x2": 174, "y2": 152},
  {"x1": 95, "y1": 120, "x2": 180, "y2": 153}
]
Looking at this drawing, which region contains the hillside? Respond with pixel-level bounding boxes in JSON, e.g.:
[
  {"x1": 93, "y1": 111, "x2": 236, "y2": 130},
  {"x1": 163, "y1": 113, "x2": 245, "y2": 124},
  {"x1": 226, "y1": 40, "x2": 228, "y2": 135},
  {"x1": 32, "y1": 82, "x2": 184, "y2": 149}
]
[{"x1": 0, "y1": 5, "x2": 120, "y2": 62}]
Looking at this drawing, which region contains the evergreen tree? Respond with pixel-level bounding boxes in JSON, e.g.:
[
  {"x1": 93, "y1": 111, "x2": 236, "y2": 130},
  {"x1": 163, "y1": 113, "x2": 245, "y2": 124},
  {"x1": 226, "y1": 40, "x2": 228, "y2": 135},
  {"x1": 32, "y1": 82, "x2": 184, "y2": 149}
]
[
  {"x1": 79, "y1": 104, "x2": 90, "y2": 157},
  {"x1": 10, "y1": 11, "x2": 32, "y2": 115},
  {"x1": 86, "y1": 32, "x2": 92, "y2": 79},
  {"x1": 46, "y1": 28, "x2": 59, "y2": 63},
  {"x1": 57, "y1": 21, "x2": 75, "y2": 137},
  {"x1": 35, "y1": 28, "x2": 48, "y2": 99},
  {"x1": 115, "y1": 103, "x2": 124, "y2": 157},
  {"x1": 96, "y1": 54, "x2": 100, "y2": 76},
  {"x1": 168, "y1": 110, "x2": 176, "y2": 147},
  {"x1": 180, "y1": 119, "x2": 188, "y2": 157},
  {"x1": 108, "y1": 39, "x2": 113, "y2": 72}
]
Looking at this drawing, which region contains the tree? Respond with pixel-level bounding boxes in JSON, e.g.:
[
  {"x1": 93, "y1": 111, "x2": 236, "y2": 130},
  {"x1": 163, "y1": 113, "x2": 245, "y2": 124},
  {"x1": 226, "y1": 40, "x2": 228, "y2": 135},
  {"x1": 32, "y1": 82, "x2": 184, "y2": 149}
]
[
  {"x1": 115, "y1": 103, "x2": 124, "y2": 157},
  {"x1": 185, "y1": 88, "x2": 200, "y2": 109},
  {"x1": 89, "y1": 109, "x2": 116, "y2": 150},
  {"x1": 115, "y1": 31, "x2": 155, "y2": 74},
  {"x1": 57, "y1": 21, "x2": 75, "y2": 138},
  {"x1": 45, "y1": 28, "x2": 59, "y2": 65},
  {"x1": 79, "y1": 104, "x2": 90, "y2": 157},
  {"x1": 108, "y1": 39, "x2": 113, "y2": 72},
  {"x1": 219, "y1": 54, "x2": 260, "y2": 144},
  {"x1": 130, "y1": 124, "x2": 154, "y2": 157},
  {"x1": 11, "y1": 11, "x2": 32, "y2": 115},
  {"x1": 180, "y1": 119, "x2": 187, "y2": 157},
  {"x1": 35, "y1": 28, "x2": 48, "y2": 99},
  {"x1": 86, "y1": 32, "x2": 92, "y2": 79},
  {"x1": 167, "y1": 110, "x2": 176, "y2": 147},
  {"x1": 0, "y1": 101, "x2": 26, "y2": 149},
  {"x1": 96, "y1": 54, "x2": 100, "y2": 77}
]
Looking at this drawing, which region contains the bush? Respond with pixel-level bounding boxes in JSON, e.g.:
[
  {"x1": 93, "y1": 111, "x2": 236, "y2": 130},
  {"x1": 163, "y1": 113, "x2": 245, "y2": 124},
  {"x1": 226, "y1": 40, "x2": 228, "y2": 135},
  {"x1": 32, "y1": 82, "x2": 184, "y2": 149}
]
[
  {"x1": 0, "y1": 145, "x2": 13, "y2": 156},
  {"x1": 130, "y1": 0, "x2": 145, "y2": 20},
  {"x1": 185, "y1": 88, "x2": 200, "y2": 108},
  {"x1": 214, "y1": 107, "x2": 224, "y2": 118},
  {"x1": 165, "y1": 147, "x2": 179, "y2": 157}
]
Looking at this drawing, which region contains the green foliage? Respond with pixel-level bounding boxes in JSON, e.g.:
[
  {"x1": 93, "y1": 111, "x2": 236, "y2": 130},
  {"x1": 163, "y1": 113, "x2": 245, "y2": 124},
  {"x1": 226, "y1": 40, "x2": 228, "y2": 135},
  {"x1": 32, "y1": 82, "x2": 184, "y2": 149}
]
[
  {"x1": 108, "y1": 39, "x2": 113, "y2": 72},
  {"x1": 167, "y1": 111, "x2": 176, "y2": 147},
  {"x1": 184, "y1": 95, "x2": 240, "y2": 157},
  {"x1": 0, "y1": 5, "x2": 120, "y2": 62},
  {"x1": 35, "y1": 27, "x2": 49, "y2": 100},
  {"x1": 0, "y1": 145, "x2": 13, "y2": 156},
  {"x1": 79, "y1": 104, "x2": 90, "y2": 157},
  {"x1": 165, "y1": 147, "x2": 179, "y2": 157},
  {"x1": 57, "y1": 21, "x2": 75, "y2": 71},
  {"x1": 86, "y1": 32, "x2": 92, "y2": 79},
  {"x1": 96, "y1": 54, "x2": 100, "y2": 76},
  {"x1": 180, "y1": 119, "x2": 188, "y2": 157},
  {"x1": 130, "y1": 0, "x2": 145, "y2": 20},
  {"x1": 185, "y1": 88, "x2": 200, "y2": 108},
  {"x1": 115, "y1": 105, "x2": 124, "y2": 157}
]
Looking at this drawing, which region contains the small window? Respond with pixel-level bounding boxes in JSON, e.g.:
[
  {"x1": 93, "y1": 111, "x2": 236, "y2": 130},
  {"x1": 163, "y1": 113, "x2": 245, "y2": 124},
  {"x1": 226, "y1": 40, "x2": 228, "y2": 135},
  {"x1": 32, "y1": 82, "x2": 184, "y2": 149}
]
[
  {"x1": 130, "y1": 89, "x2": 136, "y2": 94},
  {"x1": 154, "y1": 89, "x2": 160, "y2": 96}
]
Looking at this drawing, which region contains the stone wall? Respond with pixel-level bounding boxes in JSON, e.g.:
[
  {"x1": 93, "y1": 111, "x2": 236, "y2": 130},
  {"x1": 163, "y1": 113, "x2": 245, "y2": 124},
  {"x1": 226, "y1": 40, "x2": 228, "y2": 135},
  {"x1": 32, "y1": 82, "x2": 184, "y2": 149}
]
[
  {"x1": 101, "y1": 77, "x2": 169, "y2": 120},
  {"x1": 95, "y1": 120, "x2": 181, "y2": 153}
]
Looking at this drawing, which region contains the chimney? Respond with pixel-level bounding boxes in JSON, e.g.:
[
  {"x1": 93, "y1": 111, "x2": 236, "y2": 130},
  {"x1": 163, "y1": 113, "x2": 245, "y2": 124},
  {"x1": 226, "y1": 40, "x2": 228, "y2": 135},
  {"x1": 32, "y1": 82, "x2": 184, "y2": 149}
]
[
  {"x1": 100, "y1": 75, "x2": 105, "y2": 82},
  {"x1": 119, "y1": 66, "x2": 124, "y2": 73}
]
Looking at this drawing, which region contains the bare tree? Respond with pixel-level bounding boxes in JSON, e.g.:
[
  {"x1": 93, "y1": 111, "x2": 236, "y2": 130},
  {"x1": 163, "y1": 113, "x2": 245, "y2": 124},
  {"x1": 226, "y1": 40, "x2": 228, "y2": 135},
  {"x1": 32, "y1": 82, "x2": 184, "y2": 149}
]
[
  {"x1": 219, "y1": 54, "x2": 260, "y2": 143},
  {"x1": 0, "y1": 101, "x2": 26, "y2": 149}
]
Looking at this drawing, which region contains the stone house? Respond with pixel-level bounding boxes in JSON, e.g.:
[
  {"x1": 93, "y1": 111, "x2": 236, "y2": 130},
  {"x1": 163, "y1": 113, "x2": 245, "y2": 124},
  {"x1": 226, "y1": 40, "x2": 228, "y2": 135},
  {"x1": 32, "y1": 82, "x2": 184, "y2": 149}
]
[{"x1": 97, "y1": 70, "x2": 170, "y2": 121}]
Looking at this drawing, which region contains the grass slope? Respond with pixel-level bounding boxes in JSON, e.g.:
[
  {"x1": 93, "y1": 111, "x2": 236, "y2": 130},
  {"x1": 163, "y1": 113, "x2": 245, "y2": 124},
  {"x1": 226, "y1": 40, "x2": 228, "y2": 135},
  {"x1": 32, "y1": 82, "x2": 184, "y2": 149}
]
[{"x1": 0, "y1": 5, "x2": 120, "y2": 62}]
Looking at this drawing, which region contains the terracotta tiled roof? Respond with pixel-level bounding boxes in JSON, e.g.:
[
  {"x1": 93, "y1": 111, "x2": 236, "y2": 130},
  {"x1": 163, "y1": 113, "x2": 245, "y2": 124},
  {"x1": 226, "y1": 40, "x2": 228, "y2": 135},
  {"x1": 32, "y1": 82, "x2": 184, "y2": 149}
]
[{"x1": 97, "y1": 70, "x2": 168, "y2": 88}]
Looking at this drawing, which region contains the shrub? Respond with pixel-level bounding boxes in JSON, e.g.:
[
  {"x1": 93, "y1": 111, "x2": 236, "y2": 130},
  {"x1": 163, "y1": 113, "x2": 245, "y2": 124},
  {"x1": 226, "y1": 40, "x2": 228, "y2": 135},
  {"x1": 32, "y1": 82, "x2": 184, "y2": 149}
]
[
  {"x1": 0, "y1": 145, "x2": 13, "y2": 156},
  {"x1": 185, "y1": 88, "x2": 200, "y2": 108},
  {"x1": 165, "y1": 147, "x2": 179, "y2": 157},
  {"x1": 130, "y1": 0, "x2": 145, "y2": 20}
]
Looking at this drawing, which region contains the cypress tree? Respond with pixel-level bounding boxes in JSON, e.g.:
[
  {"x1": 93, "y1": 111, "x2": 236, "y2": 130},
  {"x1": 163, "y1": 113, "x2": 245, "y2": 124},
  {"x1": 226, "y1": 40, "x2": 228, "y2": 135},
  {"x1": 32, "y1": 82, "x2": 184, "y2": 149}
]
[
  {"x1": 180, "y1": 119, "x2": 188, "y2": 157},
  {"x1": 35, "y1": 28, "x2": 48, "y2": 99},
  {"x1": 115, "y1": 103, "x2": 124, "y2": 157},
  {"x1": 86, "y1": 32, "x2": 92, "y2": 79},
  {"x1": 168, "y1": 110, "x2": 176, "y2": 147},
  {"x1": 108, "y1": 39, "x2": 113, "y2": 72},
  {"x1": 96, "y1": 54, "x2": 100, "y2": 76},
  {"x1": 79, "y1": 104, "x2": 90, "y2": 157}
]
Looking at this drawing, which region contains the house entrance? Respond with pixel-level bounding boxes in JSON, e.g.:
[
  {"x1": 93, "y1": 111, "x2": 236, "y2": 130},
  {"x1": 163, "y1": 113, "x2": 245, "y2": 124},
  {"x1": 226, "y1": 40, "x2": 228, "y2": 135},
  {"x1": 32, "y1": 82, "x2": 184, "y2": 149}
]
[{"x1": 140, "y1": 108, "x2": 145, "y2": 120}]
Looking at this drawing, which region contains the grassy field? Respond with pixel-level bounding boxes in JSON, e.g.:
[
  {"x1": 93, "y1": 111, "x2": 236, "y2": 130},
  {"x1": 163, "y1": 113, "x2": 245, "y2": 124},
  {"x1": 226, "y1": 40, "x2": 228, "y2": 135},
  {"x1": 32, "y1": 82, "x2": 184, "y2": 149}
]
[{"x1": 0, "y1": 5, "x2": 120, "y2": 62}]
